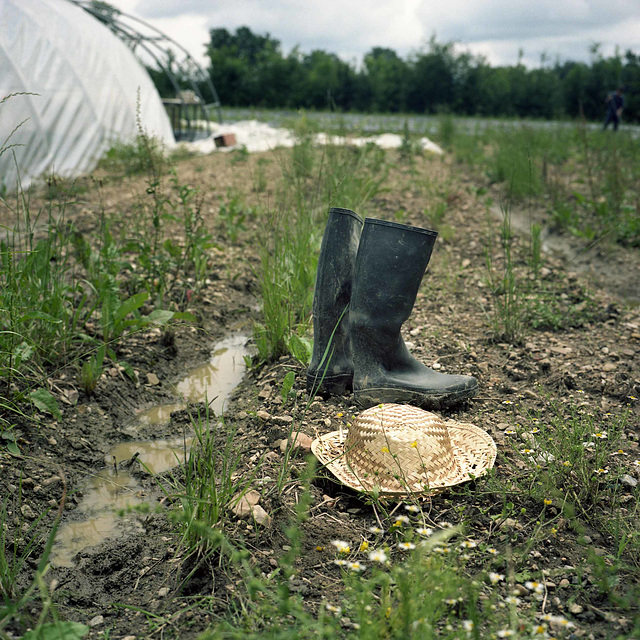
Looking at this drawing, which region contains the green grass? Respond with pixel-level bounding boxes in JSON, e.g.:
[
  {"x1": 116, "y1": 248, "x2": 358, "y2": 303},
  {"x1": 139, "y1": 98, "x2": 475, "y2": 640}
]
[
  {"x1": 252, "y1": 120, "x2": 389, "y2": 364},
  {"x1": 484, "y1": 199, "x2": 600, "y2": 344},
  {"x1": 2, "y1": 109, "x2": 639, "y2": 639},
  {"x1": 449, "y1": 120, "x2": 640, "y2": 246}
]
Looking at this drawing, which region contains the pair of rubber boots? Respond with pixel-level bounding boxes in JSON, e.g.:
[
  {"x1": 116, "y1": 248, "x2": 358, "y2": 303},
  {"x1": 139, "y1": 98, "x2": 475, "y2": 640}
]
[{"x1": 305, "y1": 207, "x2": 478, "y2": 409}]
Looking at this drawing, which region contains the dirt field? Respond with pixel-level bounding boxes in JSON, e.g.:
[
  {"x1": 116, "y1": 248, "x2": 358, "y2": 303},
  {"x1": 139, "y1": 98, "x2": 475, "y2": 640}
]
[{"x1": 2, "y1": 147, "x2": 639, "y2": 639}]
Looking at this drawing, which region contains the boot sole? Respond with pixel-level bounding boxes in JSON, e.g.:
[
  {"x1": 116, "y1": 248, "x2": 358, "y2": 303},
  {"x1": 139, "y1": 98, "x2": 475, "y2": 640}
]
[
  {"x1": 306, "y1": 372, "x2": 352, "y2": 397},
  {"x1": 353, "y1": 383, "x2": 478, "y2": 410}
]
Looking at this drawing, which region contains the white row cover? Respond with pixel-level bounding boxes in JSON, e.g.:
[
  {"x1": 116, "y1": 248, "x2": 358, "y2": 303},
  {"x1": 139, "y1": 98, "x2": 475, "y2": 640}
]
[{"x1": 0, "y1": 0, "x2": 175, "y2": 192}]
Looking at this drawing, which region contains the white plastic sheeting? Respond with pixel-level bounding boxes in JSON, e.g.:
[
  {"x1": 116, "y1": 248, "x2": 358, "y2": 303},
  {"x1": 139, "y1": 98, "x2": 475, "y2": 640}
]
[
  {"x1": 185, "y1": 120, "x2": 445, "y2": 156},
  {"x1": 0, "y1": 0, "x2": 175, "y2": 191}
]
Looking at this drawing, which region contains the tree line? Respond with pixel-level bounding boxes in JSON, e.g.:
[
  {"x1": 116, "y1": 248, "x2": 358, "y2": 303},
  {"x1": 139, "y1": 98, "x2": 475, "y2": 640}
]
[{"x1": 159, "y1": 26, "x2": 640, "y2": 123}]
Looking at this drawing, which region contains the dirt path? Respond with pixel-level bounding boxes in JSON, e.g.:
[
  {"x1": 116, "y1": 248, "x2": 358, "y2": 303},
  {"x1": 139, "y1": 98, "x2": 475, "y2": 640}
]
[{"x1": 2, "y1": 149, "x2": 639, "y2": 639}]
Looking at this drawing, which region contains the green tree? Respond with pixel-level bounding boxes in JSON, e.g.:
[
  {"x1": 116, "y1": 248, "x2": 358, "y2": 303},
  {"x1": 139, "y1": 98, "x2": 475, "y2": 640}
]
[
  {"x1": 363, "y1": 47, "x2": 408, "y2": 112},
  {"x1": 407, "y1": 38, "x2": 456, "y2": 113}
]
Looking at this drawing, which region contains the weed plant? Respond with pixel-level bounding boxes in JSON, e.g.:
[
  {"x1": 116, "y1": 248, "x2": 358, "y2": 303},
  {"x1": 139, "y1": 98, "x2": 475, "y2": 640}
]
[
  {"x1": 0, "y1": 198, "x2": 94, "y2": 387},
  {"x1": 168, "y1": 405, "x2": 257, "y2": 555},
  {"x1": 218, "y1": 190, "x2": 252, "y2": 242},
  {"x1": 195, "y1": 475, "x2": 589, "y2": 639},
  {"x1": 484, "y1": 205, "x2": 525, "y2": 343},
  {"x1": 253, "y1": 205, "x2": 317, "y2": 362},
  {"x1": 1, "y1": 106, "x2": 198, "y2": 427},
  {"x1": 484, "y1": 199, "x2": 597, "y2": 342},
  {"x1": 253, "y1": 116, "x2": 389, "y2": 363},
  {"x1": 98, "y1": 135, "x2": 167, "y2": 177},
  {"x1": 451, "y1": 120, "x2": 639, "y2": 246},
  {"x1": 500, "y1": 403, "x2": 640, "y2": 613}
]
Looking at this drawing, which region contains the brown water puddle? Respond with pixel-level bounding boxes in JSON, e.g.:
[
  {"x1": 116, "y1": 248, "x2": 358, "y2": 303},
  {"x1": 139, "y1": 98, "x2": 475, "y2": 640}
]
[
  {"x1": 51, "y1": 334, "x2": 251, "y2": 567},
  {"x1": 172, "y1": 333, "x2": 249, "y2": 414},
  {"x1": 109, "y1": 436, "x2": 194, "y2": 475}
]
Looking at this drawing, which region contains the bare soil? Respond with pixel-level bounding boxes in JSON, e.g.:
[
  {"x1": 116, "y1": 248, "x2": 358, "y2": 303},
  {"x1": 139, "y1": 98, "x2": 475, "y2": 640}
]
[{"x1": 2, "y1": 149, "x2": 639, "y2": 639}]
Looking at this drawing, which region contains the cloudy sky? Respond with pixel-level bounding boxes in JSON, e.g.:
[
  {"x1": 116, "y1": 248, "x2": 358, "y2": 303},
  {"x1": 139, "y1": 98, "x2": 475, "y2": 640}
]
[{"x1": 106, "y1": 0, "x2": 640, "y2": 69}]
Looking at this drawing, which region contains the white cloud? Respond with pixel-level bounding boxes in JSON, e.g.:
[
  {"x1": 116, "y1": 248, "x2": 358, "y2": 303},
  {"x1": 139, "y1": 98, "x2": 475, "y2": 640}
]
[{"x1": 104, "y1": 0, "x2": 640, "y2": 68}]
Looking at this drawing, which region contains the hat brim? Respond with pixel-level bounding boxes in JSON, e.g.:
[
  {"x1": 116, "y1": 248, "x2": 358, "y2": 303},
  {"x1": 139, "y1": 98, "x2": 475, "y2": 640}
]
[{"x1": 311, "y1": 420, "x2": 496, "y2": 498}]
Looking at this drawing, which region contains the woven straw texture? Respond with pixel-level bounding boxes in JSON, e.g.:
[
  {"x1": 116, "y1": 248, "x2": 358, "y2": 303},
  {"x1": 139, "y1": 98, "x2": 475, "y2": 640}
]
[{"x1": 311, "y1": 404, "x2": 496, "y2": 497}]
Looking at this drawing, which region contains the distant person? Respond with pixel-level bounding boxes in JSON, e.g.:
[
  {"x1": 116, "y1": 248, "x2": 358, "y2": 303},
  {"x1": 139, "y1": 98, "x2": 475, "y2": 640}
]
[{"x1": 603, "y1": 86, "x2": 626, "y2": 131}]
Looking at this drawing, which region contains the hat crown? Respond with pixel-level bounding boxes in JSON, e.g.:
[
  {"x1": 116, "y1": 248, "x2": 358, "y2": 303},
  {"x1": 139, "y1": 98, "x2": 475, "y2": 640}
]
[
  {"x1": 344, "y1": 404, "x2": 461, "y2": 493},
  {"x1": 311, "y1": 403, "x2": 497, "y2": 497}
]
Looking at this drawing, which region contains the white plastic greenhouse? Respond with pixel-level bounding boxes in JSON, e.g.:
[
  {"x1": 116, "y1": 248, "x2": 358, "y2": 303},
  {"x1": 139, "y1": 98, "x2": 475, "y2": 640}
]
[{"x1": 0, "y1": 0, "x2": 175, "y2": 192}]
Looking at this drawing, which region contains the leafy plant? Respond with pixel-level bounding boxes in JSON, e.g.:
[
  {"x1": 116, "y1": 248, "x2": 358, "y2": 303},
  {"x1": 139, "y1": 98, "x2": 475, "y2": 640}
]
[
  {"x1": 218, "y1": 191, "x2": 250, "y2": 242},
  {"x1": 79, "y1": 343, "x2": 105, "y2": 396}
]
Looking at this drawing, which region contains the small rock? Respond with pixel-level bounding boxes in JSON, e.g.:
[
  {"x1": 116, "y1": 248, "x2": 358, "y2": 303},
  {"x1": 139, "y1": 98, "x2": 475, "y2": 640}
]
[
  {"x1": 20, "y1": 505, "x2": 36, "y2": 520},
  {"x1": 251, "y1": 504, "x2": 272, "y2": 526},
  {"x1": 232, "y1": 490, "x2": 262, "y2": 519},
  {"x1": 273, "y1": 415, "x2": 294, "y2": 425},
  {"x1": 123, "y1": 637, "x2": 136, "y2": 640},
  {"x1": 284, "y1": 432, "x2": 313, "y2": 454},
  {"x1": 569, "y1": 603, "x2": 583, "y2": 614},
  {"x1": 89, "y1": 615, "x2": 104, "y2": 628},
  {"x1": 496, "y1": 423, "x2": 511, "y2": 431},
  {"x1": 579, "y1": 535, "x2": 593, "y2": 545},
  {"x1": 502, "y1": 518, "x2": 523, "y2": 531},
  {"x1": 157, "y1": 587, "x2": 170, "y2": 597},
  {"x1": 537, "y1": 359, "x2": 552, "y2": 371},
  {"x1": 520, "y1": 432, "x2": 535, "y2": 445},
  {"x1": 48, "y1": 437, "x2": 58, "y2": 446},
  {"x1": 146, "y1": 373, "x2": 160, "y2": 386},
  {"x1": 43, "y1": 475, "x2": 61, "y2": 487},
  {"x1": 243, "y1": 490, "x2": 261, "y2": 506},
  {"x1": 603, "y1": 363, "x2": 617, "y2": 372},
  {"x1": 559, "y1": 578, "x2": 570, "y2": 588},
  {"x1": 476, "y1": 362, "x2": 489, "y2": 374},
  {"x1": 256, "y1": 410, "x2": 270, "y2": 420},
  {"x1": 621, "y1": 474, "x2": 638, "y2": 488},
  {"x1": 513, "y1": 584, "x2": 529, "y2": 596}
]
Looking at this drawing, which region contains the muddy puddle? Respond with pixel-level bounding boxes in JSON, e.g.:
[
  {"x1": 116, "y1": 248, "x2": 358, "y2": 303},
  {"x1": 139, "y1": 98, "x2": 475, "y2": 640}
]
[{"x1": 51, "y1": 334, "x2": 251, "y2": 568}]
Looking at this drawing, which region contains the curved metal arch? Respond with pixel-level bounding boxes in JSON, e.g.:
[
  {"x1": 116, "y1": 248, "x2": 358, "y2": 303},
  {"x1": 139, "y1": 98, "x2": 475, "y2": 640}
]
[{"x1": 68, "y1": 0, "x2": 222, "y2": 138}]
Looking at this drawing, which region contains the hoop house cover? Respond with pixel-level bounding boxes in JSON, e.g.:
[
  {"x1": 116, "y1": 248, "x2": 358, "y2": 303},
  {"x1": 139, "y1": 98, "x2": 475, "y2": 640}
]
[{"x1": 0, "y1": 0, "x2": 175, "y2": 191}]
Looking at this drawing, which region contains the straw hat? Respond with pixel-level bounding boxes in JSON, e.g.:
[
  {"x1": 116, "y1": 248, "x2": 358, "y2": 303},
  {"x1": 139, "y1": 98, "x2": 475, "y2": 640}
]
[{"x1": 311, "y1": 404, "x2": 496, "y2": 497}]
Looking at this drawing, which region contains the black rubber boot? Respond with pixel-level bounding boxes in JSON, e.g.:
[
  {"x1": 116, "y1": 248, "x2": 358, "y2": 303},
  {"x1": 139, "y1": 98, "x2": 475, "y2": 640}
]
[
  {"x1": 350, "y1": 219, "x2": 478, "y2": 409},
  {"x1": 306, "y1": 207, "x2": 363, "y2": 396}
]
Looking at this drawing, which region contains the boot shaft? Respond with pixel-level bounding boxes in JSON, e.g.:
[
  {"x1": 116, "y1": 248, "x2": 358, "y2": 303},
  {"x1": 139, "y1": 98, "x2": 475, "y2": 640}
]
[
  {"x1": 351, "y1": 219, "x2": 437, "y2": 329},
  {"x1": 307, "y1": 207, "x2": 363, "y2": 394}
]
